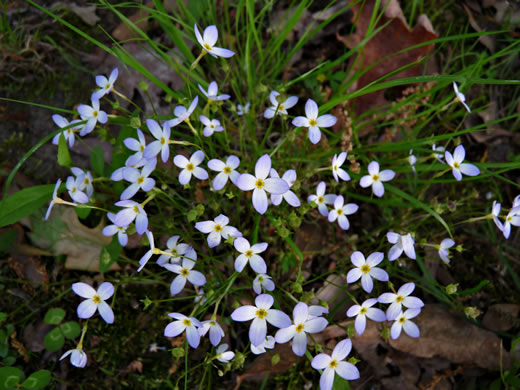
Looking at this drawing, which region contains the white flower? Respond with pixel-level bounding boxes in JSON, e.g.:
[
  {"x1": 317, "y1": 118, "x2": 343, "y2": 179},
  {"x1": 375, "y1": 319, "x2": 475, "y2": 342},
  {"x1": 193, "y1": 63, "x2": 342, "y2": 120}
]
[
  {"x1": 453, "y1": 82, "x2": 471, "y2": 113},
  {"x1": 503, "y1": 206, "x2": 520, "y2": 239},
  {"x1": 194, "y1": 24, "x2": 234, "y2": 58},
  {"x1": 307, "y1": 181, "x2": 336, "y2": 217},
  {"x1": 233, "y1": 237, "x2": 268, "y2": 273},
  {"x1": 237, "y1": 102, "x2": 250, "y2": 116},
  {"x1": 165, "y1": 258, "x2": 206, "y2": 295},
  {"x1": 328, "y1": 195, "x2": 358, "y2": 230},
  {"x1": 253, "y1": 273, "x2": 275, "y2": 295},
  {"x1": 173, "y1": 150, "x2": 208, "y2": 185},
  {"x1": 157, "y1": 235, "x2": 197, "y2": 266},
  {"x1": 292, "y1": 99, "x2": 337, "y2": 144},
  {"x1": 92, "y1": 68, "x2": 118, "y2": 100},
  {"x1": 311, "y1": 339, "x2": 360, "y2": 390},
  {"x1": 164, "y1": 313, "x2": 202, "y2": 348},
  {"x1": 236, "y1": 154, "x2": 289, "y2": 214},
  {"x1": 66, "y1": 175, "x2": 89, "y2": 204},
  {"x1": 77, "y1": 98, "x2": 107, "y2": 136},
  {"x1": 269, "y1": 168, "x2": 300, "y2": 207},
  {"x1": 438, "y1": 238, "x2": 455, "y2": 264},
  {"x1": 198, "y1": 81, "x2": 230, "y2": 101},
  {"x1": 195, "y1": 214, "x2": 242, "y2": 248},
  {"x1": 230, "y1": 294, "x2": 291, "y2": 347},
  {"x1": 432, "y1": 144, "x2": 446, "y2": 163},
  {"x1": 513, "y1": 195, "x2": 520, "y2": 208},
  {"x1": 200, "y1": 115, "x2": 224, "y2": 137},
  {"x1": 215, "y1": 344, "x2": 235, "y2": 363},
  {"x1": 391, "y1": 309, "x2": 421, "y2": 339},
  {"x1": 143, "y1": 119, "x2": 171, "y2": 162},
  {"x1": 387, "y1": 232, "x2": 416, "y2": 261},
  {"x1": 60, "y1": 348, "x2": 87, "y2": 368},
  {"x1": 275, "y1": 302, "x2": 328, "y2": 356},
  {"x1": 264, "y1": 91, "x2": 298, "y2": 119},
  {"x1": 346, "y1": 298, "x2": 386, "y2": 336},
  {"x1": 167, "y1": 96, "x2": 199, "y2": 127},
  {"x1": 102, "y1": 212, "x2": 128, "y2": 246},
  {"x1": 114, "y1": 200, "x2": 148, "y2": 234},
  {"x1": 208, "y1": 155, "x2": 240, "y2": 190},
  {"x1": 70, "y1": 167, "x2": 94, "y2": 198},
  {"x1": 199, "y1": 319, "x2": 225, "y2": 346},
  {"x1": 72, "y1": 282, "x2": 114, "y2": 324},
  {"x1": 445, "y1": 145, "x2": 480, "y2": 181},
  {"x1": 124, "y1": 129, "x2": 148, "y2": 166},
  {"x1": 331, "y1": 152, "x2": 350, "y2": 182},
  {"x1": 491, "y1": 201, "x2": 504, "y2": 232},
  {"x1": 120, "y1": 159, "x2": 156, "y2": 200},
  {"x1": 378, "y1": 282, "x2": 424, "y2": 321},
  {"x1": 51, "y1": 115, "x2": 81, "y2": 148},
  {"x1": 359, "y1": 161, "x2": 395, "y2": 197},
  {"x1": 137, "y1": 231, "x2": 155, "y2": 272},
  {"x1": 346, "y1": 251, "x2": 388, "y2": 293},
  {"x1": 45, "y1": 179, "x2": 62, "y2": 221},
  {"x1": 251, "y1": 335, "x2": 275, "y2": 355},
  {"x1": 408, "y1": 150, "x2": 417, "y2": 173}
]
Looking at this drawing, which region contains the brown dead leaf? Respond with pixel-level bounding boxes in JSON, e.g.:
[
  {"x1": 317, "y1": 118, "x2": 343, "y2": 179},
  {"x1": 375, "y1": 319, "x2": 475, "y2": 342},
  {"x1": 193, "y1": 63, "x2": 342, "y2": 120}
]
[
  {"x1": 50, "y1": 2, "x2": 99, "y2": 26},
  {"x1": 463, "y1": 4, "x2": 495, "y2": 52},
  {"x1": 339, "y1": 0, "x2": 438, "y2": 116},
  {"x1": 482, "y1": 303, "x2": 520, "y2": 332},
  {"x1": 122, "y1": 360, "x2": 143, "y2": 374},
  {"x1": 8, "y1": 254, "x2": 49, "y2": 293}
]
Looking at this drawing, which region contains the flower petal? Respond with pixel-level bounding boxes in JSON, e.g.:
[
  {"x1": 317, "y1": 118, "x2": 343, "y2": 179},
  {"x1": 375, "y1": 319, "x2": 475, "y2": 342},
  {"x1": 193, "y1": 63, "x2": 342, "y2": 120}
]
[
  {"x1": 97, "y1": 282, "x2": 114, "y2": 300},
  {"x1": 72, "y1": 282, "x2": 96, "y2": 298},
  {"x1": 97, "y1": 301, "x2": 114, "y2": 324},
  {"x1": 77, "y1": 299, "x2": 97, "y2": 319}
]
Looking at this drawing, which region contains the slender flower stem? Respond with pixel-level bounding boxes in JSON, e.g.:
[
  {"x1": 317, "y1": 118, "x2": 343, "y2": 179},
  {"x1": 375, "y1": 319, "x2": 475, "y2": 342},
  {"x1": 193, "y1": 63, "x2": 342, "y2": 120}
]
[{"x1": 76, "y1": 321, "x2": 88, "y2": 350}]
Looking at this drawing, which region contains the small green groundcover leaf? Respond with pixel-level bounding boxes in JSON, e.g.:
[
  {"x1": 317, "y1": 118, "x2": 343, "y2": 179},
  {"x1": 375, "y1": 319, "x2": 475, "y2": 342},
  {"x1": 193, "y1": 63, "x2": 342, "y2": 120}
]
[
  {"x1": 22, "y1": 370, "x2": 51, "y2": 390},
  {"x1": 43, "y1": 327, "x2": 64, "y2": 352},
  {"x1": 44, "y1": 308, "x2": 66, "y2": 325},
  {"x1": 0, "y1": 184, "x2": 56, "y2": 228},
  {"x1": 60, "y1": 321, "x2": 81, "y2": 339},
  {"x1": 90, "y1": 146, "x2": 105, "y2": 176},
  {"x1": 0, "y1": 366, "x2": 22, "y2": 390},
  {"x1": 57, "y1": 133, "x2": 72, "y2": 167},
  {"x1": 99, "y1": 236, "x2": 122, "y2": 273}
]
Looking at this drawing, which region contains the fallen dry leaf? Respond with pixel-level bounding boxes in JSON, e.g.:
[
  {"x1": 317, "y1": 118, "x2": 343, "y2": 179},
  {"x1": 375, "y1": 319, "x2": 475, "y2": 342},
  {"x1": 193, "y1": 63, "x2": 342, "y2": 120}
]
[
  {"x1": 339, "y1": 0, "x2": 438, "y2": 116},
  {"x1": 50, "y1": 2, "x2": 99, "y2": 26},
  {"x1": 482, "y1": 303, "x2": 520, "y2": 332},
  {"x1": 8, "y1": 254, "x2": 49, "y2": 293}
]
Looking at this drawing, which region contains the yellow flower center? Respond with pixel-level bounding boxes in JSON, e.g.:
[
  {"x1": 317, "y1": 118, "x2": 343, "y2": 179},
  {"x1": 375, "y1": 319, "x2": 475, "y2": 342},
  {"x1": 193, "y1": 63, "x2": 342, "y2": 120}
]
[
  {"x1": 67, "y1": 129, "x2": 71, "y2": 134},
  {"x1": 183, "y1": 318, "x2": 192, "y2": 326},
  {"x1": 395, "y1": 295, "x2": 404, "y2": 303},
  {"x1": 317, "y1": 196, "x2": 324, "y2": 203},
  {"x1": 279, "y1": 105, "x2": 284, "y2": 111},
  {"x1": 93, "y1": 295, "x2": 101, "y2": 304},
  {"x1": 204, "y1": 43, "x2": 212, "y2": 51},
  {"x1": 258, "y1": 275, "x2": 264, "y2": 282},
  {"x1": 329, "y1": 360, "x2": 338, "y2": 369},
  {"x1": 210, "y1": 124, "x2": 215, "y2": 128},
  {"x1": 133, "y1": 206, "x2": 139, "y2": 214},
  {"x1": 360, "y1": 264, "x2": 371, "y2": 274},
  {"x1": 93, "y1": 110, "x2": 98, "y2": 118},
  {"x1": 453, "y1": 162, "x2": 460, "y2": 169},
  {"x1": 71, "y1": 187, "x2": 76, "y2": 193},
  {"x1": 105, "y1": 83, "x2": 110, "y2": 89},
  {"x1": 214, "y1": 224, "x2": 223, "y2": 232},
  {"x1": 360, "y1": 307, "x2": 367, "y2": 315},
  {"x1": 256, "y1": 308, "x2": 267, "y2": 319},
  {"x1": 309, "y1": 119, "x2": 317, "y2": 127},
  {"x1": 186, "y1": 163, "x2": 195, "y2": 171},
  {"x1": 170, "y1": 248, "x2": 178, "y2": 256},
  {"x1": 507, "y1": 216, "x2": 512, "y2": 222},
  {"x1": 223, "y1": 166, "x2": 232, "y2": 174},
  {"x1": 295, "y1": 323, "x2": 305, "y2": 333},
  {"x1": 372, "y1": 174, "x2": 379, "y2": 181},
  {"x1": 180, "y1": 268, "x2": 189, "y2": 277},
  {"x1": 245, "y1": 250, "x2": 253, "y2": 258},
  {"x1": 160, "y1": 137, "x2": 166, "y2": 145},
  {"x1": 255, "y1": 179, "x2": 265, "y2": 189},
  {"x1": 84, "y1": 178, "x2": 90, "y2": 185},
  {"x1": 398, "y1": 317, "x2": 406, "y2": 324},
  {"x1": 337, "y1": 209, "x2": 343, "y2": 215},
  {"x1": 137, "y1": 177, "x2": 144, "y2": 184},
  {"x1": 140, "y1": 145, "x2": 145, "y2": 152},
  {"x1": 334, "y1": 165, "x2": 338, "y2": 171}
]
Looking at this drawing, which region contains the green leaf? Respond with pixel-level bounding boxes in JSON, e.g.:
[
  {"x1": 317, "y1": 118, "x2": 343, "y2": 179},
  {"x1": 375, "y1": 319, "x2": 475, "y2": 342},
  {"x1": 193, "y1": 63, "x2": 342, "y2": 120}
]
[
  {"x1": 0, "y1": 367, "x2": 22, "y2": 390},
  {"x1": 22, "y1": 370, "x2": 51, "y2": 390},
  {"x1": 74, "y1": 203, "x2": 92, "y2": 219},
  {"x1": 44, "y1": 308, "x2": 66, "y2": 325},
  {"x1": 0, "y1": 184, "x2": 56, "y2": 228},
  {"x1": 57, "y1": 133, "x2": 72, "y2": 167},
  {"x1": 332, "y1": 375, "x2": 351, "y2": 390},
  {"x1": 43, "y1": 327, "x2": 64, "y2": 351},
  {"x1": 0, "y1": 230, "x2": 16, "y2": 254},
  {"x1": 99, "y1": 236, "x2": 122, "y2": 273},
  {"x1": 60, "y1": 321, "x2": 81, "y2": 340},
  {"x1": 0, "y1": 330, "x2": 8, "y2": 358},
  {"x1": 90, "y1": 146, "x2": 105, "y2": 176}
]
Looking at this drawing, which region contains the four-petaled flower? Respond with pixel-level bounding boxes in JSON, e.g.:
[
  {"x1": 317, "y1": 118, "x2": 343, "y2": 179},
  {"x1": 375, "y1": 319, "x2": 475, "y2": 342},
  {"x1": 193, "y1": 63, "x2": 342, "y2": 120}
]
[
  {"x1": 114, "y1": 200, "x2": 148, "y2": 234},
  {"x1": 432, "y1": 144, "x2": 446, "y2": 163},
  {"x1": 167, "y1": 96, "x2": 199, "y2": 127},
  {"x1": 200, "y1": 115, "x2": 224, "y2": 137},
  {"x1": 77, "y1": 98, "x2": 107, "y2": 136},
  {"x1": 378, "y1": 282, "x2": 424, "y2": 321},
  {"x1": 408, "y1": 150, "x2": 417, "y2": 173},
  {"x1": 236, "y1": 154, "x2": 289, "y2": 214},
  {"x1": 120, "y1": 159, "x2": 156, "y2": 200},
  {"x1": 503, "y1": 206, "x2": 520, "y2": 239},
  {"x1": 445, "y1": 145, "x2": 480, "y2": 181},
  {"x1": 165, "y1": 258, "x2": 206, "y2": 295},
  {"x1": 208, "y1": 155, "x2": 240, "y2": 190},
  {"x1": 157, "y1": 235, "x2": 197, "y2": 266},
  {"x1": 215, "y1": 344, "x2": 235, "y2": 363},
  {"x1": 251, "y1": 335, "x2": 275, "y2": 355},
  {"x1": 237, "y1": 102, "x2": 250, "y2": 116},
  {"x1": 491, "y1": 201, "x2": 503, "y2": 232},
  {"x1": 360, "y1": 161, "x2": 395, "y2": 197},
  {"x1": 346, "y1": 298, "x2": 386, "y2": 336},
  {"x1": 253, "y1": 273, "x2": 275, "y2": 295},
  {"x1": 311, "y1": 339, "x2": 360, "y2": 390},
  {"x1": 195, "y1": 214, "x2": 242, "y2": 248},
  {"x1": 391, "y1": 309, "x2": 421, "y2": 339},
  {"x1": 198, "y1": 81, "x2": 230, "y2": 101},
  {"x1": 52, "y1": 114, "x2": 81, "y2": 148},
  {"x1": 269, "y1": 168, "x2": 300, "y2": 207},
  {"x1": 71, "y1": 167, "x2": 94, "y2": 198},
  {"x1": 230, "y1": 294, "x2": 291, "y2": 346},
  {"x1": 124, "y1": 129, "x2": 148, "y2": 166},
  {"x1": 331, "y1": 152, "x2": 350, "y2": 182},
  {"x1": 66, "y1": 175, "x2": 89, "y2": 204},
  {"x1": 233, "y1": 237, "x2": 268, "y2": 273},
  {"x1": 45, "y1": 179, "x2": 62, "y2": 221},
  {"x1": 92, "y1": 68, "x2": 119, "y2": 100},
  {"x1": 60, "y1": 348, "x2": 87, "y2": 368},
  {"x1": 174, "y1": 150, "x2": 209, "y2": 185},
  {"x1": 72, "y1": 282, "x2": 114, "y2": 324},
  {"x1": 102, "y1": 212, "x2": 128, "y2": 246},
  {"x1": 199, "y1": 319, "x2": 225, "y2": 346},
  {"x1": 143, "y1": 119, "x2": 171, "y2": 162},
  {"x1": 308, "y1": 181, "x2": 336, "y2": 217},
  {"x1": 275, "y1": 302, "x2": 328, "y2": 356},
  {"x1": 194, "y1": 24, "x2": 235, "y2": 58},
  {"x1": 437, "y1": 238, "x2": 455, "y2": 264},
  {"x1": 164, "y1": 312, "x2": 202, "y2": 348},
  {"x1": 292, "y1": 99, "x2": 337, "y2": 144},
  {"x1": 453, "y1": 82, "x2": 471, "y2": 113},
  {"x1": 264, "y1": 91, "x2": 298, "y2": 119},
  {"x1": 328, "y1": 195, "x2": 358, "y2": 230},
  {"x1": 137, "y1": 231, "x2": 155, "y2": 272},
  {"x1": 346, "y1": 251, "x2": 389, "y2": 293},
  {"x1": 387, "y1": 232, "x2": 416, "y2": 261}
]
